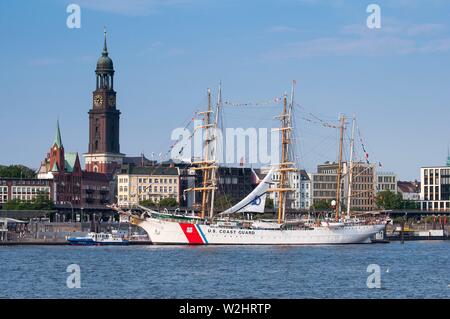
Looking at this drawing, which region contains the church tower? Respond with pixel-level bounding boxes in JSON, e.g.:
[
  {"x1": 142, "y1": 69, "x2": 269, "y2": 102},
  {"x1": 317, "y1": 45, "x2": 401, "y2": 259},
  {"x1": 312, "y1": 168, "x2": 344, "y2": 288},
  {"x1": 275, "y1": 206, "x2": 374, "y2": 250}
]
[
  {"x1": 84, "y1": 29, "x2": 124, "y2": 174},
  {"x1": 49, "y1": 120, "x2": 65, "y2": 172}
]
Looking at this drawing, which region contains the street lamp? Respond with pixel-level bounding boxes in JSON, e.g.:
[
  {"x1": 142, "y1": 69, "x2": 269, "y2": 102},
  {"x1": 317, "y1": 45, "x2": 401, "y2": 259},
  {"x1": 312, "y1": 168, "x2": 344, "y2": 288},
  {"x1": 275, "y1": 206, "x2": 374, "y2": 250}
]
[{"x1": 65, "y1": 201, "x2": 74, "y2": 222}]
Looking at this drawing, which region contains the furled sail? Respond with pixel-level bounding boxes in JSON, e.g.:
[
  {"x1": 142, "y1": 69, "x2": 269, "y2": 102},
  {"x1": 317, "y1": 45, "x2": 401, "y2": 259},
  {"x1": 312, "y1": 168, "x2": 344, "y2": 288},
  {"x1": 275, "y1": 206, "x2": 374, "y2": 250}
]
[{"x1": 220, "y1": 168, "x2": 274, "y2": 215}]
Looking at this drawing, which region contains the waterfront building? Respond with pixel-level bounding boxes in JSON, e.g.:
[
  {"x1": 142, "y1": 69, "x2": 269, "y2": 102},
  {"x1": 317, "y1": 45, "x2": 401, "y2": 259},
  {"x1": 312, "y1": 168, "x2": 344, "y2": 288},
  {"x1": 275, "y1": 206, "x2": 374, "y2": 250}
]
[
  {"x1": 161, "y1": 160, "x2": 196, "y2": 208},
  {"x1": 261, "y1": 167, "x2": 298, "y2": 210},
  {"x1": 397, "y1": 181, "x2": 420, "y2": 201},
  {"x1": 117, "y1": 165, "x2": 180, "y2": 207},
  {"x1": 310, "y1": 162, "x2": 345, "y2": 208},
  {"x1": 81, "y1": 171, "x2": 113, "y2": 209},
  {"x1": 310, "y1": 161, "x2": 376, "y2": 211},
  {"x1": 299, "y1": 170, "x2": 312, "y2": 210},
  {"x1": 37, "y1": 121, "x2": 112, "y2": 209},
  {"x1": 420, "y1": 161, "x2": 450, "y2": 210},
  {"x1": 0, "y1": 178, "x2": 52, "y2": 207},
  {"x1": 349, "y1": 162, "x2": 376, "y2": 211},
  {"x1": 261, "y1": 168, "x2": 311, "y2": 210},
  {"x1": 376, "y1": 172, "x2": 397, "y2": 193},
  {"x1": 84, "y1": 30, "x2": 124, "y2": 175},
  {"x1": 37, "y1": 121, "x2": 82, "y2": 206},
  {"x1": 196, "y1": 166, "x2": 257, "y2": 210}
]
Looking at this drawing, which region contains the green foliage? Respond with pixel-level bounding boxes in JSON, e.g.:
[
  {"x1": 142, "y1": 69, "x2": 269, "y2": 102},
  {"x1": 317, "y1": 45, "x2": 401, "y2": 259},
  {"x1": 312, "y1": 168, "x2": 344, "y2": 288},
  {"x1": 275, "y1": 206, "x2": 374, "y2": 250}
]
[
  {"x1": 2, "y1": 191, "x2": 53, "y2": 210},
  {"x1": 376, "y1": 190, "x2": 419, "y2": 210},
  {"x1": 403, "y1": 200, "x2": 420, "y2": 209},
  {"x1": 376, "y1": 190, "x2": 401, "y2": 209},
  {"x1": 214, "y1": 195, "x2": 234, "y2": 210},
  {"x1": 313, "y1": 200, "x2": 332, "y2": 210},
  {"x1": 159, "y1": 197, "x2": 178, "y2": 208},
  {"x1": 139, "y1": 199, "x2": 156, "y2": 208},
  {"x1": 0, "y1": 165, "x2": 36, "y2": 179}
]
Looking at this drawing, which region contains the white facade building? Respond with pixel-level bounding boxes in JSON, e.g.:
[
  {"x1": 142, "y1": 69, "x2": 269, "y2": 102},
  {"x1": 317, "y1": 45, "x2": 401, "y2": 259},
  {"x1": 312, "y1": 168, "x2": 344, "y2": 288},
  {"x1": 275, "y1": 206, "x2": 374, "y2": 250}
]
[
  {"x1": 261, "y1": 167, "x2": 311, "y2": 210},
  {"x1": 420, "y1": 166, "x2": 450, "y2": 211}
]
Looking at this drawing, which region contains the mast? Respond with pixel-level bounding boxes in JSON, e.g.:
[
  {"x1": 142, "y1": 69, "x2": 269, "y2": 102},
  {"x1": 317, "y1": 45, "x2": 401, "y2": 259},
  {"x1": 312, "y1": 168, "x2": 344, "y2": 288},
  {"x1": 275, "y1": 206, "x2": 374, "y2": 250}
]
[
  {"x1": 346, "y1": 115, "x2": 356, "y2": 219},
  {"x1": 277, "y1": 93, "x2": 289, "y2": 224},
  {"x1": 201, "y1": 89, "x2": 212, "y2": 218},
  {"x1": 209, "y1": 83, "x2": 221, "y2": 218},
  {"x1": 185, "y1": 89, "x2": 218, "y2": 219},
  {"x1": 271, "y1": 84, "x2": 297, "y2": 224},
  {"x1": 335, "y1": 115, "x2": 345, "y2": 222}
]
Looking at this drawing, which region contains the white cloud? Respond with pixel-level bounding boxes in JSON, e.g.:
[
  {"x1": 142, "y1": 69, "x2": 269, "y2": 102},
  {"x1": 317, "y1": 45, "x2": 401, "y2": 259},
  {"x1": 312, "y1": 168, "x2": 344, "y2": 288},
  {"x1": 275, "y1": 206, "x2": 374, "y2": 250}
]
[
  {"x1": 419, "y1": 37, "x2": 450, "y2": 53},
  {"x1": 406, "y1": 23, "x2": 446, "y2": 36},
  {"x1": 261, "y1": 31, "x2": 450, "y2": 60},
  {"x1": 262, "y1": 36, "x2": 416, "y2": 60}
]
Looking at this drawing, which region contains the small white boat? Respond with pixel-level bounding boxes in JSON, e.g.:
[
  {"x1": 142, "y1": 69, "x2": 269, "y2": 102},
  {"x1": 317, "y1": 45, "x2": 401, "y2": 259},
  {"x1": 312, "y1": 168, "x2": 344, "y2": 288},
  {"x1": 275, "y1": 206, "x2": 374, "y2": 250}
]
[{"x1": 67, "y1": 231, "x2": 129, "y2": 246}]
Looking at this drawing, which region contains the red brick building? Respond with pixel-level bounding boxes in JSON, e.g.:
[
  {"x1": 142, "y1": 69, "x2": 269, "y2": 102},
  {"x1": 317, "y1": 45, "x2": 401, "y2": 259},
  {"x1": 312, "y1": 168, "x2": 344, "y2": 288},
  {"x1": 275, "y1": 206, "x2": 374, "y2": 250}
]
[{"x1": 37, "y1": 121, "x2": 112, "y2": 209}]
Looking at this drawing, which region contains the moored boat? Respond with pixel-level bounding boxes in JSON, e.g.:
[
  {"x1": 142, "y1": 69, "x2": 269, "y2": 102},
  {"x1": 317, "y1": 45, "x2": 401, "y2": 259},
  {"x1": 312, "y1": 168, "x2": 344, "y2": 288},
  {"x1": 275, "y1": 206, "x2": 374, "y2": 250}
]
[
  {"x1": 115, "y1": 82, "x2": 388, "y2": 245},
  {"x1": 67, "y1": 231, "x2": 129, "y2": 246}
]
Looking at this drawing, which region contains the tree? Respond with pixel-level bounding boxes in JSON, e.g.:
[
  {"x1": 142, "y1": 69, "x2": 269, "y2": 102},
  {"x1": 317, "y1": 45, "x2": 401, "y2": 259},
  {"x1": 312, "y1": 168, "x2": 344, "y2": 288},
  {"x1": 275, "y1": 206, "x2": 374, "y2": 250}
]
[
  {"x1": 0, "y1": 164, "x2": 36, "y2": 179},
  {"x1": 313, "y1": 200, "x2": 332, "y2": 210},
  {"x1": 159, "y1": 197, "x2": 178, "y2": 208},
  {"x1": 140, "y1": 199, "x2": 156, "y2": 208},
  {"x1": 375, "y1": 190, "x2": 403, "y2": 209},
  {"x1": 403, "y1": 199, "x2": 419, "y2": 210},
  {"x1": 214, "y1": 195, "x2": 234, "y2": 210},
  {"x1": 3, "y1": 191, "x2": 53, "y2": 210},
  {"x1": 30, "y1": 192, "x2": 54, "y2": 210}
]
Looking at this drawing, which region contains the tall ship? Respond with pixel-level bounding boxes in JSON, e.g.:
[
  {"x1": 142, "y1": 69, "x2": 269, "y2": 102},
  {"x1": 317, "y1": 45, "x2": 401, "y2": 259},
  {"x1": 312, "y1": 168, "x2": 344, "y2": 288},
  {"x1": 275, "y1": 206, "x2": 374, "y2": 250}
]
[{"x1": 116, "y1": 83, "x2": 388, "y2": 245}]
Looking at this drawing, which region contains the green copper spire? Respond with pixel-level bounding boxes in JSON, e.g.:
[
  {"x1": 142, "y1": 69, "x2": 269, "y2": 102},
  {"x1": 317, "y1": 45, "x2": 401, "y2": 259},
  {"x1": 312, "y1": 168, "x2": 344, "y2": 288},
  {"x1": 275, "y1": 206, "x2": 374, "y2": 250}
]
[
  {"x1": 54, "y1": 119, "x2": 63, "y2": 148},
  {"x1": 102, "y1": 27, "x2": 108, "y2": 56}
]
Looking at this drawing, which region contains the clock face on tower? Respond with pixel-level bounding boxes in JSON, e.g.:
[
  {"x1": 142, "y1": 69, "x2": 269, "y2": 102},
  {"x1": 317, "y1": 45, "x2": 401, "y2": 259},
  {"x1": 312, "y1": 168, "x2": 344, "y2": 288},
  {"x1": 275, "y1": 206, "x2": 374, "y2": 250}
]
[
  {"x1": 94, "y1": 95, "x2": 103, "y2": 107},
  {"x1": 108, "y1": 95, "x2": 116, "y2": 107}
]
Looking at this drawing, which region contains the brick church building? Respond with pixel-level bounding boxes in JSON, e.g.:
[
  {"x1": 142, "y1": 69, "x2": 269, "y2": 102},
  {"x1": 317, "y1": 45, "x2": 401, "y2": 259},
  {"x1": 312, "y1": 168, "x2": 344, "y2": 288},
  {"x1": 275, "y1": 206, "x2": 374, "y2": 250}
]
[
  {"x1": 83, "y1": 30, "x2": 124, "y2": 175},
  {"x1": 37, "y1": 120, "x2": 111, "y2": 209},
  {"x1": 37, "y1": 31, "x2": 124, "y2": 209}
]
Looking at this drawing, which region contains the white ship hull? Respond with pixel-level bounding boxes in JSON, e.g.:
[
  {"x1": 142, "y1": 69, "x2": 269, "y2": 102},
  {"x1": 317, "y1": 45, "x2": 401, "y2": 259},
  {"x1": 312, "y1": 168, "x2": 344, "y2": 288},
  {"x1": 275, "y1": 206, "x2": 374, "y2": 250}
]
[{"x1": 134, "y1": 217, "x2": 385, "y2": 245}]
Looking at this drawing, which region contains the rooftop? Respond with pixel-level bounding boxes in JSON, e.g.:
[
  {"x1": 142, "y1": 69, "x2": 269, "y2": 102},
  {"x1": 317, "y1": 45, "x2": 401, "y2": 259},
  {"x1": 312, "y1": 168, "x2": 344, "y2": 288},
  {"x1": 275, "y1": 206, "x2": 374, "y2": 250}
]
[
  {"x1": 397, "y1": 181, "x2": 420, "y2": 193},
  {"x1": 119, "y1": 166, "x2": 179, "y2": 176}
]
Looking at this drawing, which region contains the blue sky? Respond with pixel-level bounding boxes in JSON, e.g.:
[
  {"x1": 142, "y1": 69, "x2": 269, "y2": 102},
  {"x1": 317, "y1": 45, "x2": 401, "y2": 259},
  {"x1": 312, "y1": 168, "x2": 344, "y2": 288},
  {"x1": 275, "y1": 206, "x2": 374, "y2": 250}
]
[{"x1": 1, "y1": 0, "x2": 450, "y2": 180}]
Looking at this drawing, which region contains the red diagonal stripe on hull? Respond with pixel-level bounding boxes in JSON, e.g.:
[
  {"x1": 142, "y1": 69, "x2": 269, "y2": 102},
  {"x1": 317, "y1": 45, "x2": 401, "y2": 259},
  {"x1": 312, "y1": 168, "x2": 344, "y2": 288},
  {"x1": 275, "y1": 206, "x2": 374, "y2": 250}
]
[{"x1": 179, "y1": 223, "x2": 204, "y2": 244}]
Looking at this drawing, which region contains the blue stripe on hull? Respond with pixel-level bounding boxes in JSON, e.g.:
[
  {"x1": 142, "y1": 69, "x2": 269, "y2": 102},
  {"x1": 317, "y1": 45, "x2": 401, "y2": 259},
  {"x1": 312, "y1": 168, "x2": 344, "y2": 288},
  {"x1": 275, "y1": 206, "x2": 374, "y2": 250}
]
[{"x1": 195, "y1": 225, "x2": 208, "y2": 244}]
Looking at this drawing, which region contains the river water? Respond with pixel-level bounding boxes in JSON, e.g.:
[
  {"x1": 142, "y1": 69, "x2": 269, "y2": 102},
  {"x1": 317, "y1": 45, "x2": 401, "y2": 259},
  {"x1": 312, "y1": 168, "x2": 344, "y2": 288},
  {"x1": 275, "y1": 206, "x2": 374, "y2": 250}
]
[{"x1": 1, "y1": 241, "x2": 449, "y2": 298}]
